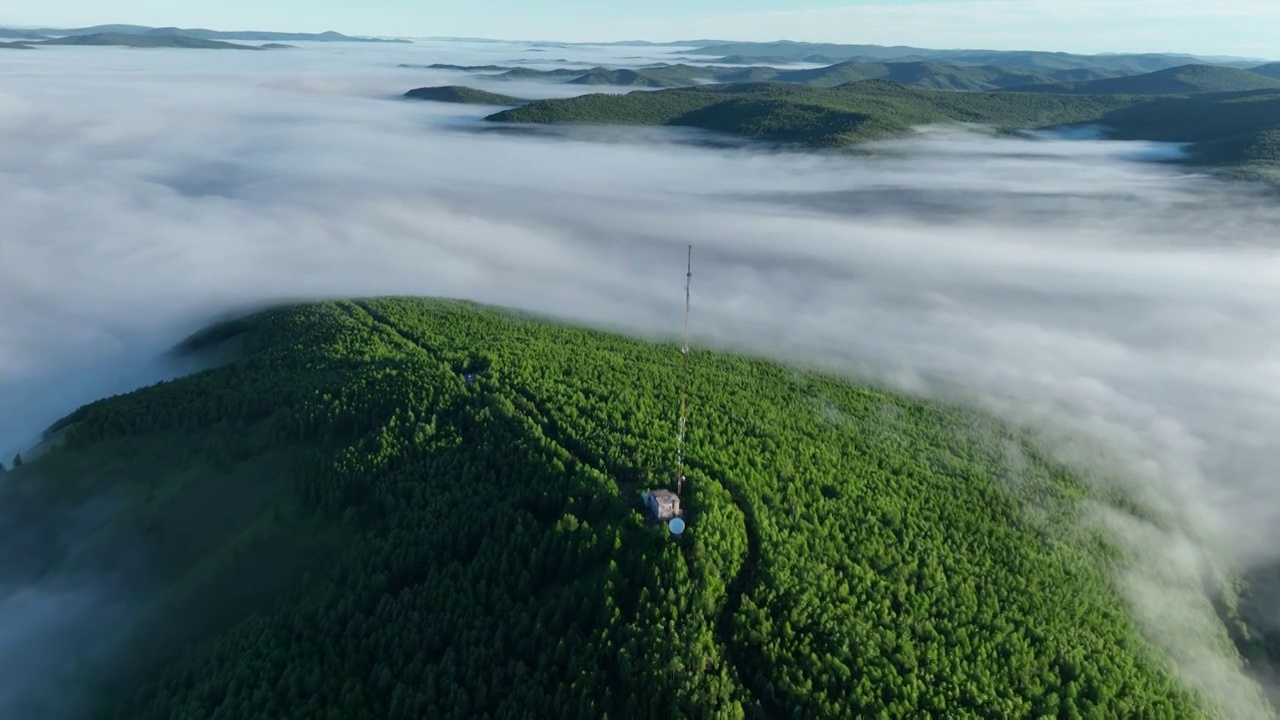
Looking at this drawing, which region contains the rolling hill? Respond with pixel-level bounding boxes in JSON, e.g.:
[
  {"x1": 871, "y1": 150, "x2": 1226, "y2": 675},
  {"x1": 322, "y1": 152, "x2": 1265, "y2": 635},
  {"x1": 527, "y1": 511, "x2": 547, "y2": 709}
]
[
  {"x1": 422, "y1": 60, "x2": 1112, "y2": 92},
  {"x1": 690, "y1": 40, "x2": 977, "y2": 63},
  {"x1": 7, "y1": 297, "x2": 1259, "y2": 718},
  {"x1": 1010, "y1": 64, "x2": 1280, "y2": 95},
  {"x1": 403, "y1": 85, "x2": 526, "y2": 105},
  {"x1": 1249, "y1": 63, "x2": 1280, "y2": 79},
  {"x1": 0, "y1": 24, "x2": 409, "y2": 43},
  {"x1": 0, "y1": 41, "x2": 34, "y2": 50},
  {"x1": 485, "y1": 80, "x2": 1144, "y2": 146},
  {"x1": 501, "y1": 66, "x2": 593, "y2": 80},
  {"x1": 569, "y1": 66, "x2": 714, "y2": 88},
  {"x1": 35, "y1": 32, "x2": 264, "y2": 50},
  {"x1": 1094, "y1": 90, "x2": 1280, "y2": 177},
  {"x1": 138, "y1": 27, "x2": 410, "y2": 43},
  {"x1": 483, "y1": 80, "x2": 1280, "y2": 180},
  {"x1": 685, "y1": 41, "x2": 1271, "y2": 74},
  {"x1": 0, "y1": 28, "x2": 51, "y2": 40},
  {"x1": 401, "y1": 62, "x2": 510, "y2": 72},
  {"x1": 760, "y1": 61, "x2": 1057, "y2": 90}
]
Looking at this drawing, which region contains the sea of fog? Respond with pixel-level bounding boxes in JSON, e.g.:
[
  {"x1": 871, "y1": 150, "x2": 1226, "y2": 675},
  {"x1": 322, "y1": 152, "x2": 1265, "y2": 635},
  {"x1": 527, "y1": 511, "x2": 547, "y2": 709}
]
[{"x1": 1, "y1": 39, "x2": 1279, "y2": 719}]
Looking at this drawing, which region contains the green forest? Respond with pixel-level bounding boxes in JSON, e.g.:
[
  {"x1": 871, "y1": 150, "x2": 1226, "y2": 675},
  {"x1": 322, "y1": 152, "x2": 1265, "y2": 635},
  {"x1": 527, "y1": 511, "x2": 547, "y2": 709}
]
[
  {"x1": 485, "y1": 80, "x2": 1141, "y2": 146},
  {"x1": 1007, "y1": 64, "x2": 1280, "y2": 96},
  {"x1": 5, "y1": 298, "x2": 1262, "y2": 718},
  {"x1": 403, "y1": 85, "x2": 526, "y2": 105},
  {"x1": 480, "y1": 80, "x2": 1280, "y2": 181},
  {"x1": 418, "y1": 61, "x2": 1098, "y2": 92},
  {"x1": 676, "y1": 41, "x2": 1241, "y2": 74}
]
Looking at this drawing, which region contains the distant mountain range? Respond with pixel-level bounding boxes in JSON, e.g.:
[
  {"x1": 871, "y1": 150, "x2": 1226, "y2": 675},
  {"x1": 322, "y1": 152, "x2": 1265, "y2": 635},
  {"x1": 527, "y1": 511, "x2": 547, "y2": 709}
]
[
  {"x1": 1009, "y1": 64, "x2": 1280, "y2": 95},
  {"x1": 396, "y1": 46, "x2": 1280, "y2": 183},
  {"x1": 0, "y1": 24, "x2": 410, "y2": 43},
  {"x1": 678, "y1": 40, "x2": 1271, "y2": 74},
  {"x1": 0, "y1": 27, "x2": 51, "y2": 40},
  {"x1": 1250, "y1": 63, "x2": 1280, "y2": 79},
  {"x1": 32, "y1": 33, "x2": 266, "y2": 50},
  {"x1": 423, "y1": 37, "x2": 1271, "y2": 72},
  {"x1": 413, "y1": 59, "x2": 1280, "y2": 94},
  {"x1": 0, "y1": 32, "x2": 302, "y2": 50}
]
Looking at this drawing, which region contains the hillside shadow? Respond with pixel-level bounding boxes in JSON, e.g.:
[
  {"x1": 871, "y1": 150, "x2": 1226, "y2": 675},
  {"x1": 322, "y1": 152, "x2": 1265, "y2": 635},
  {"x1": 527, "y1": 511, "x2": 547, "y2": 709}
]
[{"x1": 1216, "y1": 564, "x2": 1280, "y2": 709}]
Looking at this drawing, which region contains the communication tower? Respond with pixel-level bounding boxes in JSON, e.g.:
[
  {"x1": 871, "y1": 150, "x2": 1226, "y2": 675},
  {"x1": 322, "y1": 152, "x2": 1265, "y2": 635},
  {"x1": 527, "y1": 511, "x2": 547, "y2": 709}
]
[
  {"x1": 642, "y1": 245, "x2": 695, "y2": 531},
  {"x1": 676, "y1": 244, "x2": 691, "y2": 498}
]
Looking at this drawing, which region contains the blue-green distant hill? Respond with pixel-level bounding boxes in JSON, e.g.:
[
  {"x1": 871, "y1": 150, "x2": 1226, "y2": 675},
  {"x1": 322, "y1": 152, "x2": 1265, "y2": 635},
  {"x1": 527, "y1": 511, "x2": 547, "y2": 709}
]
[
  {"x1": 0, "y1": 24, "x2": 409, "y2": 43},
  {"x1": 1247, "y1": 63, "x2": 1280, "y2": 80},
  {"x1": 684, "y1": 40, "x2": 1270, "y2": 74},
  {"x1": 423, "y1": 58, "x2": 1280, "y2": 95},
  {"x1": 34, "y1": 32, "x2": 264, "y2": 50},
  {"x1": 1009, "y1": 64, "x2": 1280, "y2": 95},
  {"x1": 422, "y1": 59, "x2": 1117, "y2": 92}
]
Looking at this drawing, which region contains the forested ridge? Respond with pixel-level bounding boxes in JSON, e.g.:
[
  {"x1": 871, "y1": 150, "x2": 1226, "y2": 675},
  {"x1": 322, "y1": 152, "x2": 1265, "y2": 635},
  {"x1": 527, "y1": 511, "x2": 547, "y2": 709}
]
[
  {"x1": 424, "y1": 58, "x2": 1280, "y2": 94},
  {"x1": 7, "y1": 298, "x2": 1245, "y2": 718},
  {"x1": 485, "y1": 80, "x2": 1143, "y2": 147},
  {"x1": 481, "y1": 80, "x2": 1280, "y2": 181},
  {"x1": 419, "y1": 60, "x2": 1104, "y2": 92}
]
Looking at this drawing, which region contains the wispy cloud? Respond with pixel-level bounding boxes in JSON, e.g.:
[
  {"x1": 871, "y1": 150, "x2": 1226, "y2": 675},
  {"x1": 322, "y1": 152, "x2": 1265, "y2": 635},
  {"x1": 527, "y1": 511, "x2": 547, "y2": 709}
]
[{"x1": 1, "y1": 41, "x2": 1279, "y2": 718}]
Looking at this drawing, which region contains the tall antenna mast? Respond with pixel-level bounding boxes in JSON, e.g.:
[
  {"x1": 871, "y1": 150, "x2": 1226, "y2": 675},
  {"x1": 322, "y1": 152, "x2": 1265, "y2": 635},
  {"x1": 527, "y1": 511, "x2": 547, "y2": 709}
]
[{"x1": 676, "y1": 244, "x2": 691, "y2": 497}]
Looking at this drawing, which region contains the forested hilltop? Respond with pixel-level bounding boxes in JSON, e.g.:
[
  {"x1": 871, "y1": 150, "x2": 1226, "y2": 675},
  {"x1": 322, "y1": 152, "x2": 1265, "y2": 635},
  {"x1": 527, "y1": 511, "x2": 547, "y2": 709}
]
[{"x1": 4, "y1": 298, "x2": 1261, "y2": 718}]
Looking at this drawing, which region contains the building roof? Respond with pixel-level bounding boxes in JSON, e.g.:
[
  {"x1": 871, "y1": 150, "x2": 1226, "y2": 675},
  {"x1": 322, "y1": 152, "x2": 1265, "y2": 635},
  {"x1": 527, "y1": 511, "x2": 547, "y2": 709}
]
[{"x1": 650, "y1": 489, "x2": 679, "y2": 505}]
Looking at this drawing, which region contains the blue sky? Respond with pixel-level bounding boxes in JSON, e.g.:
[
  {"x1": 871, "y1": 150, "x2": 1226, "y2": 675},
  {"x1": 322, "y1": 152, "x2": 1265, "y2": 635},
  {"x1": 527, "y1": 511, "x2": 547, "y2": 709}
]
[{"x1": 3, "y1": 0, "x2": 1277, "y2": 58}]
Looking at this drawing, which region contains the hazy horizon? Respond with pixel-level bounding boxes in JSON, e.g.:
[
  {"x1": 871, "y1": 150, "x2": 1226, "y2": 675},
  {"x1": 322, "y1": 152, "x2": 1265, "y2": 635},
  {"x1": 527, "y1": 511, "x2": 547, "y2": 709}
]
[
  {"x1": 1, "y1": 33, "x2": 1274, "y2": 65},
  {"x1": 3, "y1": 0, "x2": 1280, "y2": 58},
  {"x1": 3, "y1": 25, "x2": 1274, "y2": 67}
]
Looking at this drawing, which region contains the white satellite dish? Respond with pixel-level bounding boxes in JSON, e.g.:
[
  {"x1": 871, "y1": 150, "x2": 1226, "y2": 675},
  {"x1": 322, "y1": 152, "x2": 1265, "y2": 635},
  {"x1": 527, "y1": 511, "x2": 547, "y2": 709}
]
[{"x1": 669, "y1": 517, "x2": 686, "y2": 536}]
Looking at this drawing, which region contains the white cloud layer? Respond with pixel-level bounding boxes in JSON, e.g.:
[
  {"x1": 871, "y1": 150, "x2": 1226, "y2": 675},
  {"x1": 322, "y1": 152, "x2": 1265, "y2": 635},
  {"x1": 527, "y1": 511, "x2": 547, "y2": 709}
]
[{"x1": 1, "y1": 41, "x2": 1280, "y2": 718}]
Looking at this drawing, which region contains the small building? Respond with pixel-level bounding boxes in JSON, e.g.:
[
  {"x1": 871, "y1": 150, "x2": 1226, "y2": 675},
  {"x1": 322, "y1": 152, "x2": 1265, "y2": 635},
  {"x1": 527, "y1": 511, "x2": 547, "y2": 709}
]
[{"x1": 642, "y1": 488, "x2": 682, "y2": 520}]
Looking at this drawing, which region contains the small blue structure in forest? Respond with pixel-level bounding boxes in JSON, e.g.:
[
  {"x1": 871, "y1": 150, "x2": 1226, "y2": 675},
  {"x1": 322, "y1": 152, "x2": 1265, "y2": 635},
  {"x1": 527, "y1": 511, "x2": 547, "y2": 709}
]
[{"x1": 464, "y1": 373, "x2": 477, "y2": 384}]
